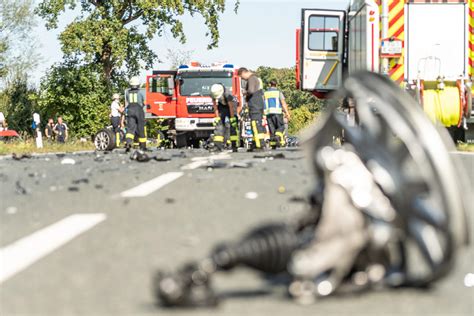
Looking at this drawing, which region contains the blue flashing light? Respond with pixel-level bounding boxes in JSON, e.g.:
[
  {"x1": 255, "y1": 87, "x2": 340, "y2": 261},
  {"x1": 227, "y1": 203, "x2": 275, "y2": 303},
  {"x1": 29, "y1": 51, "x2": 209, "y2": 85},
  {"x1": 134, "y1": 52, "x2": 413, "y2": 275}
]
[
  {"x1": 222, "y1": 64, "x2": 234, "y2": 69},
  {"x1": 178, "y1": 65, "x2": 189, "y2": 69}
]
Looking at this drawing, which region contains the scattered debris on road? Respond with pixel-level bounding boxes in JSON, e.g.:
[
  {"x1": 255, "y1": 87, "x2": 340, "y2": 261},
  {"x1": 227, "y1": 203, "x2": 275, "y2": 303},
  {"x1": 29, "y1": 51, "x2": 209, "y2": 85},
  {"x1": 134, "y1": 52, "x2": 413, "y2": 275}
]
[
  {"x1": 278, "y1": 186, "x2": 286, "y2": 194},
  {"x1": 15, "y1": 181, "x2": 27, "y2": 195},
  {"x1": 12, "y1": 153, "x2": 32, "y2": 160},
  {"x1": 130, "y1": 150, "x2": 151, "y2": 162},
  {"x1": 253, "y1": 153, "x2": 286, "y2": 159},
  {"x1": 72, "y1": 178, "x2": 89, "y2": 185},
  {"x1": 68, "y1": 186, "x2": 80, "y2": 192}
]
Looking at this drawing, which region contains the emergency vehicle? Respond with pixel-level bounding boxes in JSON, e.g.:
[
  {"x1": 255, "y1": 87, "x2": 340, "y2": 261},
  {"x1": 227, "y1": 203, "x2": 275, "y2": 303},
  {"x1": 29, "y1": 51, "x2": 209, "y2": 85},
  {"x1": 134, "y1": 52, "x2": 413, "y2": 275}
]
[
  {"x1": 146, "y1": 62, "x2": 244, "y2": 147},
  {"x1": 296, "y1": 0, "x2": 473, "y2": 142}
]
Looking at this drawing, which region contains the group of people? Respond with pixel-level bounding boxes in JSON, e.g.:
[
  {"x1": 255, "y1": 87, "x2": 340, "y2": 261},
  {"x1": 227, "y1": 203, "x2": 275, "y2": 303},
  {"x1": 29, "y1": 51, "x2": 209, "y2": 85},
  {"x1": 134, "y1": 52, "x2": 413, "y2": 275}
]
[
  {"x1": 111, "y1": 67, "x2": 291, "y2": 153},
  {"x1": 44, "y1": 116, "x2": 69, "y2": 143},
  {"x1": 210, "y1": 67, "x2": 291, "y2": 151}
]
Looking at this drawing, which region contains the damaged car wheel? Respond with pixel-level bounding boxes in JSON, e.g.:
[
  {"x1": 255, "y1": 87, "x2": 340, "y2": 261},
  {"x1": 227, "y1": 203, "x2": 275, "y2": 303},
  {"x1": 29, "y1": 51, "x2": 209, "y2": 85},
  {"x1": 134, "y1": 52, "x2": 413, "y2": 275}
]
[{"x1": 94, "y1": 129, "x2": 115, "y2": 151}]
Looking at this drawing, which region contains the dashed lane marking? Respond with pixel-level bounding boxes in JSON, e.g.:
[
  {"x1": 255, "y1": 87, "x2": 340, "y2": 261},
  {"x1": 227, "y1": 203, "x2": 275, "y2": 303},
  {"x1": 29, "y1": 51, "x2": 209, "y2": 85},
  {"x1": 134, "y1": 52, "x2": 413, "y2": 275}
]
[
  {"x1": 120, "y1": 172, "x2": 184, "y2": 198},
  {"x1": 0, "y1": 213, "x2": 106, "y2": 284}
]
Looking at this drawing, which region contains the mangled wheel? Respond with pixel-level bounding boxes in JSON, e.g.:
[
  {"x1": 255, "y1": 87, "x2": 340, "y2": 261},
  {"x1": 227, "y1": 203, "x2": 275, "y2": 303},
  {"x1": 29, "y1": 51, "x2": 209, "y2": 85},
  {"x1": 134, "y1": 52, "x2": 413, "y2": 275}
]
[
  {"x1": 94, "y1": 129, "x2": 115, "y2": 151},
  {"x1": 299, "y1": 72, "x2": 469, "y2": 293}
]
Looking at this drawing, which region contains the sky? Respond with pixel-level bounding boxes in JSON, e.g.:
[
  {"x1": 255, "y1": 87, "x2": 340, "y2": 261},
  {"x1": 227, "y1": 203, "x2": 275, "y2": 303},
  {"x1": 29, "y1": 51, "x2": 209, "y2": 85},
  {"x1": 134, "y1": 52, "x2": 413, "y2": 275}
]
[{"x1": 32, "y1": 0, "x2": 348, "y2": 85}]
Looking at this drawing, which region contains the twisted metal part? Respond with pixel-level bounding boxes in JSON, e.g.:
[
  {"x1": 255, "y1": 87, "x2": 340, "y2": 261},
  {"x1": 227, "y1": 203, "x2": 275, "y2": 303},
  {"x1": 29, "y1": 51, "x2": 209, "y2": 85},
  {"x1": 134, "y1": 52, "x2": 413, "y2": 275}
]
[{"x1": 153, "y1": 72, "x2": 469, "y2": 307}]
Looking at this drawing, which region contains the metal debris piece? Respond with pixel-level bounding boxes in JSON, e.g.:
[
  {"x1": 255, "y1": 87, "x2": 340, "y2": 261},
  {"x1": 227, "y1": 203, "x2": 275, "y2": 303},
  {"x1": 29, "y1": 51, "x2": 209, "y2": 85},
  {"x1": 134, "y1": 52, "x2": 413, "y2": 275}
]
[
  {"x1": 68, "y1": 186, "x2": 80, "y2": 192},
  {"x1": 154, "y1": 155, "x2": 172, "y2": 162},
  {"x1": 253, "y1": 153, "x2": 286, "y2": 159},
  {"x1": 130, "y1": 150, "x2": 151, "y2": 162},
  {"x1": 172, "y1": 151, "x2": 187, "y2": 158},
  {"x1": 165, "y1": 198, "x2": 175, "y2": 204},
  {"x1": 94, "y1": 184, "x2": 104, "y2": 189},
  {"x1": 12, "y1": 153, "x2": 32, "y2": 160},
  {"x1": 15, "y1": 181, "x2": 27, "y2": 195},
  {"x1": 72, "y1": 178, "x2": 89, "y2": 185},
  {"x1": 229, "y1": 161, "x2": 253, "y2": 168}
]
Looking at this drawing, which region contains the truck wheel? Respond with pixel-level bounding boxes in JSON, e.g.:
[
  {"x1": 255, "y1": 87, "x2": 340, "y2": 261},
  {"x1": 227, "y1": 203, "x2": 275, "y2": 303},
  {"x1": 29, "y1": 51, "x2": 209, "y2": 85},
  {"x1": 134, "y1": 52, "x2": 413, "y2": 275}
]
[
  {"x1": 94, "y1": 129, "x2": 115, "y2": 151},
  {"x1": 175, "y1": 133, "x2": 188, "y2": 148}
]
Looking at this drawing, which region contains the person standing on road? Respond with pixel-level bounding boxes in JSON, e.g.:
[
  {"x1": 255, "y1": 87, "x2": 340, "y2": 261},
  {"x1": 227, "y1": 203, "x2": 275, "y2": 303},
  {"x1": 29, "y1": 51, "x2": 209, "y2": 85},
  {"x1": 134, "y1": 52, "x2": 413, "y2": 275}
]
[
  {"x1": 237, "y1": 67, "x2": 266, "y2": 151},
  {"x1": 54, "y1": 116, "x2": 68, "y2": 143},
  {"x1": 110, "y1": 93, "x2": 124, "y2": 146},
  {"x1": 210, "y1": 83, "x2": 240, "y2": 152},
  {"x1": 264, "y1": 80, "x2": 291, "y2": 148},
  {"x1": 44, "y1": 118, "x2": 55, "y2": 142},
  {"x1": 124, "y1": 77, "x2": 146, "y2": 152}
]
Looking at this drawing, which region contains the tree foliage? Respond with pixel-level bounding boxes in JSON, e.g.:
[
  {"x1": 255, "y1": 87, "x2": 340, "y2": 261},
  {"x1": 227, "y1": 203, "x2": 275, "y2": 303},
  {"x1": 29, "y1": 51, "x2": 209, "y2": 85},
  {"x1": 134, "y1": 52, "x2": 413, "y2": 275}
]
[
  {"x1": 1, "y1": 78, "x2": 38, "y2": 133},
  {"x1": 0, "y1": 0, "x2": 39, "y2": 85},
  {"x1": 256, "y1": 66, "x2": 323, "y2": 134},
  {"x1": 36, "y1": 0, "x2": 239, "y2": 83},
  {"x1": 38, "y1": 62, "x2": 110, "y2": 138}
]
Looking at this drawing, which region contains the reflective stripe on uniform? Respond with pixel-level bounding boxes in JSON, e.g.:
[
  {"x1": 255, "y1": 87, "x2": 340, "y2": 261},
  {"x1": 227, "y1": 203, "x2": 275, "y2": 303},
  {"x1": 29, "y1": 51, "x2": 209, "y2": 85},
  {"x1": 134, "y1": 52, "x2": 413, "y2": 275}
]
[
  {"x1": 126, "y1": 133, "x2": 135, "y2": 139},
  {"x1": 276, "y1": 131, "x2": 285, "y2": 146},
  {"x1": 138, "y1": 137, "x2": 147, "y2": 143},
  {"x1": 129, "y1": 92, "x2": 138, "y2": 103},
  {"x1": 214, "y1": 135, "x2": 224, "y2": 142},
  {"x1": 264, "y1": 90, "x2": 283, "y2": 115},
  {"x1": 116, "y1": 133, "x2": 121, "y2": 146}
]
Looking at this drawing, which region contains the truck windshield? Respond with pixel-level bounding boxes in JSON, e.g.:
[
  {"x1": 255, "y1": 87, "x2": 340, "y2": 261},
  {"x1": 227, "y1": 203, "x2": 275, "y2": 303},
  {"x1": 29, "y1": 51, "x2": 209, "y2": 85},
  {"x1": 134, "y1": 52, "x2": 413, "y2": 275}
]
[{"x1": 179, "y1": 73, "x2": 233, "y2": 96}]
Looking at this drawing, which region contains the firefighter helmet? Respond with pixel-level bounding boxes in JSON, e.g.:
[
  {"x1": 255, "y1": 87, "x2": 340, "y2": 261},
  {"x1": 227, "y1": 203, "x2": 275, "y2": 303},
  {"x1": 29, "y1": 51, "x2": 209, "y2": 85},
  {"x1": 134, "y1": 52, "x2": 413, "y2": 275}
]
[
  {"x1": 129, "y1": 76, "x2": 140, "y2": 88},
  {"x1": 210, "y1": 84, "x2": 225, "y2": 100}
]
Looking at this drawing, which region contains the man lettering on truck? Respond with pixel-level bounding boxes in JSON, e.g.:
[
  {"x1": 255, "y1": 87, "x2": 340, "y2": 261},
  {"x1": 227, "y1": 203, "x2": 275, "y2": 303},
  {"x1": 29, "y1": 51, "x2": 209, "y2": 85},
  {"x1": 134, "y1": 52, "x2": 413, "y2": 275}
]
[{"x1": 237, "y1": 67, "x2": 266, "y2": 151}]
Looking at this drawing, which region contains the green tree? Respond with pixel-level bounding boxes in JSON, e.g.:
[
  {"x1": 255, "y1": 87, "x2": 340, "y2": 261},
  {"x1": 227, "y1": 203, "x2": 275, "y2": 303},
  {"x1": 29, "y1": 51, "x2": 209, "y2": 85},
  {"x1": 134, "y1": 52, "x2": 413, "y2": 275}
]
[
  {"x1": 256, "y1": 66, "x2": 323, "y2": 113},
  {"x1": 0, "y1": 0, "x2": 39, "y2": 84},
  {"x1": 38, "y1": 62, "x2": 110, "y2": 138},
  {"x1": 2, "y1": 78, "x2": 38, "y2": 133},
  {"x1": 36, "y1": 0, "x2": 239, "y2": 84}
]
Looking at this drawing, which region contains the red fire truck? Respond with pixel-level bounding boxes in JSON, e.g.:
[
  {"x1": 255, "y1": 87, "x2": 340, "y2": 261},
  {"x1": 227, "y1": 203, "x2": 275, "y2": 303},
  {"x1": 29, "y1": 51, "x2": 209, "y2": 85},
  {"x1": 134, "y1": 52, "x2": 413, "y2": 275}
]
[{"x1": 146, "y1": 62, "x2": 244, "y2": 148}]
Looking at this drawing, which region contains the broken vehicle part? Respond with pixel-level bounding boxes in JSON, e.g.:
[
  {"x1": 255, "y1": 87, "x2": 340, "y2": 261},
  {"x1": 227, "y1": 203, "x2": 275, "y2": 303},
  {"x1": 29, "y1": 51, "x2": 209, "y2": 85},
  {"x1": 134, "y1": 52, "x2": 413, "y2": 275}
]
[{"x1": 153, "y1": 72, "x2": 469, "y2": 307}]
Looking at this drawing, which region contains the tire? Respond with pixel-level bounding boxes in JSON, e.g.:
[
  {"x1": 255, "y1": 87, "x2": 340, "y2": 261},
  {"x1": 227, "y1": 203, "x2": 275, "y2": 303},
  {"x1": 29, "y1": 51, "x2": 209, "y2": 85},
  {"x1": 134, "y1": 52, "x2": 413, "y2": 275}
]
[
  {"x1": 94, "y1": 129, "x2": 115, "y2": 151},
  {"x1": 175, "y1": 133, "x2": 188, "y2": 148}
]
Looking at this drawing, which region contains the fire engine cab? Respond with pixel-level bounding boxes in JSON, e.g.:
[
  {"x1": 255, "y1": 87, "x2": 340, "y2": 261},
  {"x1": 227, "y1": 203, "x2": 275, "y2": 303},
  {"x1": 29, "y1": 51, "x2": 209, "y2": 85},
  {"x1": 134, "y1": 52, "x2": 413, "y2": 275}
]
[{"x1": 146, "y1": 62, "x2": 244, "y2": 147}]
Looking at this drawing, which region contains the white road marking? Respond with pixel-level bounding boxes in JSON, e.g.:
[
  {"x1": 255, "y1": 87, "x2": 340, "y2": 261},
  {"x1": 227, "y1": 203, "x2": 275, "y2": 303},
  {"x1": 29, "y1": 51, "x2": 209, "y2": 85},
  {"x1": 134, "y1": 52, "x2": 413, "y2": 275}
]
[
  {"x1": 120, "y1": 172, "x2": 184, "y2": 198},
  {"x1": 0, "y1": 213, "x2": 106, "y2": 284},
  {"x1": 182, "y1": 152, "x2": 232, "y2": 170}
]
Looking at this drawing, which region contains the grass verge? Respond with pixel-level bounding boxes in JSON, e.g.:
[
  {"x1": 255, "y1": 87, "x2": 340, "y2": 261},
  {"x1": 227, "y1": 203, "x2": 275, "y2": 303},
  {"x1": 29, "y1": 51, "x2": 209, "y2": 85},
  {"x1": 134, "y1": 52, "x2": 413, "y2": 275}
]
[{"x1": 0, "y1": 139, "x2": 95, "y2": 155}]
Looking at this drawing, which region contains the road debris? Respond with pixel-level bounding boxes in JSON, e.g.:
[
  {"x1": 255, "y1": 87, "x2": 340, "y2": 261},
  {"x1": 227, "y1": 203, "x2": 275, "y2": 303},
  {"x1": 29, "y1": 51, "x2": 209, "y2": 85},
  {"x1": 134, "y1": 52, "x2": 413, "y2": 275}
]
[
  {"x1": 253, "y1": 153, "x2": 286, "y2": 159},
  {"x1": 165, "y1": 198, "x2": 175, "y2": 204},
  {"x1": 12, "y1": 153, "x2": 32, "y2": 160},
  {"x1": 244, "y1": 192, "x2": 258, "y2": 200},
  {"x1": 72, "y1": 178, "x2": 89, "y2": 185},
  {"x1": 130, "y1": 150, "x2": 151, "y2": 162},
  {"x1": 94, "y1": 184, "x2": 104, "y2": 190},
  {"x1": 154, "y1": 155, "x2": 172, "y2": 162},
  {"x1": 68, "y1": 186, "x2": 80, "y2": 192},
  {"x1": 278, "y1": 186, "x2": 286, "y2": 194},
  {"x1": 61, "y1": 158, "x2": 76, "y2": 165},
  {"x1": 15, "y1": 181, "x2": 27, "y2": 195}
]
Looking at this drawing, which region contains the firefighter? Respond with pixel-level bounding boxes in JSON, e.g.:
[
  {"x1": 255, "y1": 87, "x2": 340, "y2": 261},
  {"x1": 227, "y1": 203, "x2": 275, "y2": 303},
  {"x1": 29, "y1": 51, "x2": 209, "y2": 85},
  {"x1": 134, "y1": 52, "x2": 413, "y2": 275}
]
[
  {"x1": 210, "y1": 83, "x2": 240, "y2": 152},
  {"x1": 125, "y1": 77, "x2": 146, "y2": 152},
  {"x1": 264, "y1": 80, "x2": 291, "y2": 148},
  {"x1": 237, "y1": 67, "x2": 266, "y2": 151}
]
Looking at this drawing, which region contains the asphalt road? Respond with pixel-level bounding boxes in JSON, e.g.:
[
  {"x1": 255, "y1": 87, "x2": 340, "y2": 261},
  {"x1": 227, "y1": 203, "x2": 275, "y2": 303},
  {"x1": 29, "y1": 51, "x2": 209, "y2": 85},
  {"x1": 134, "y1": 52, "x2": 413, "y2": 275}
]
[{"x1": 0, "y1": 148, "x2": 472, "y2": 316}]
